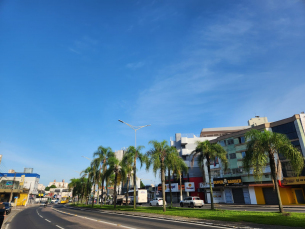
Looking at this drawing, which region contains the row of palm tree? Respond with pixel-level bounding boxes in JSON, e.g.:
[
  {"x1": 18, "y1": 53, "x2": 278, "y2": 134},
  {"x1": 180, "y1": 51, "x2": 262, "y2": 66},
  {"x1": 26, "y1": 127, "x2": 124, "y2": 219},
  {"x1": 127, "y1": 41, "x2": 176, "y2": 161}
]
[
  {"x1": 69, "y1": 141, "x2": 188, "y2": 212},
  {"x1": 191, "y1": 129, "x2": 304, "y2": 213},
  {"x1": 68, "y1": 129, "x2": 304, "y2": 214}
]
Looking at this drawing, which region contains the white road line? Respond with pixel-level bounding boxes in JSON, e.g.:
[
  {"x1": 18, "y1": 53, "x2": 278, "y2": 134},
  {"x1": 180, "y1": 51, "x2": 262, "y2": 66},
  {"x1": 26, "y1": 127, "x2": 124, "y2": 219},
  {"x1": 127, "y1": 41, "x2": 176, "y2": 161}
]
[
  {"x1": 56, "y1": 225, "x2": 65, "y2": 229},
  {"x1": 45, "y1": 219, "x2": 51, "y2": 223},
  {"x1": 5, "y1": 223, "x2": 9, "y2": 229}
]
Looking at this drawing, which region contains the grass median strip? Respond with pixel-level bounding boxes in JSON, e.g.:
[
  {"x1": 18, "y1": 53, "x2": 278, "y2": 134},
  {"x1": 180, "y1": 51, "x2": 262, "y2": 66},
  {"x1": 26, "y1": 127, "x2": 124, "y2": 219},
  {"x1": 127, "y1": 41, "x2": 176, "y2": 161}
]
[{"x1": 70, "y1": 204, "x2": 305, "y2": 228}]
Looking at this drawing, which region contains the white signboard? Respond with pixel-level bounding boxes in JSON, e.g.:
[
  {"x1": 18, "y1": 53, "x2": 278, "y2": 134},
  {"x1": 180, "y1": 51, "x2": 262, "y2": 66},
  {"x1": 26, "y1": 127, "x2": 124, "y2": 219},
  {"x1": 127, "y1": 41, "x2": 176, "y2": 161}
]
[
  {"x1": 212, "y1": 191, "x2": 223, "y2": 203},
  {"x1": 165, "y1": 183, "x2": 179, "y2": 192},
  {"x1": 185, "y1": 182, "x2": 195, "y2": 192}
]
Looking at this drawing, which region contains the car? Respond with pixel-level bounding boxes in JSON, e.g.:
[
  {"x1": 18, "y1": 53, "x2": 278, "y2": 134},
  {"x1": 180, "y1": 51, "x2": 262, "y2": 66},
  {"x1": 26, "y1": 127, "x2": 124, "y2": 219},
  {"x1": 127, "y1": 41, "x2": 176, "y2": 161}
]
[
  {"x1": 3, "y1": 202, "x2": 12, "y2": 215},
  {"x1": 54, "y1": 200, "x2": 59, "y2": 204},
  {"x1": 150, "y1": 197, "x2": 166, "y2": 206},
  {"x1": 40, "y1": 202, "x2": 47, "y2": 206},
  {"x1": 180, "y1": 196, "x2": 204, "y2": 208}
]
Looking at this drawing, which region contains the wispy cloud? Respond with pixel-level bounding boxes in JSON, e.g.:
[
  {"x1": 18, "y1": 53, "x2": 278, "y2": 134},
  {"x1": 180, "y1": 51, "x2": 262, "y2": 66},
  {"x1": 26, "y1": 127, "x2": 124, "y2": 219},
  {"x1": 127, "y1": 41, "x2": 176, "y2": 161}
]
[{"x1": 68, "y1": 35, "x2": 99, "y2": 54}]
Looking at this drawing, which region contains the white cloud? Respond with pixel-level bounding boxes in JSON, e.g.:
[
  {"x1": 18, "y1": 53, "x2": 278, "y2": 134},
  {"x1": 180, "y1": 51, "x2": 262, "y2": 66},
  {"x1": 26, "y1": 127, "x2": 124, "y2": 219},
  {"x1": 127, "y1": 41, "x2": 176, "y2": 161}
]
[{"x1": 126, "y1": 61, "x2": 145, "y2": 70}]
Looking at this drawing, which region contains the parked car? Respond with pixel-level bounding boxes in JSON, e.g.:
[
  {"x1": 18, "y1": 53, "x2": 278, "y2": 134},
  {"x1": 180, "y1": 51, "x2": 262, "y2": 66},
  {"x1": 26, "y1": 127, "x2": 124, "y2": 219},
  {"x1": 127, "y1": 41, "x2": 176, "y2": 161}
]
[
  {"x1": 54, "y1": 200, "x2": 59, "y2": 204},
  {"x1": 40, "y1": 202, "x2": 47, "y2": 207},
  {"x1": 180, "y1": 196, "x2": 204, "y2": 208},
  {"x1": 3, "y1": 202, "x2": 12, "y2": 215},
  {"x1": 150, "y1": 197, "x2": 166, "y2": 206}
]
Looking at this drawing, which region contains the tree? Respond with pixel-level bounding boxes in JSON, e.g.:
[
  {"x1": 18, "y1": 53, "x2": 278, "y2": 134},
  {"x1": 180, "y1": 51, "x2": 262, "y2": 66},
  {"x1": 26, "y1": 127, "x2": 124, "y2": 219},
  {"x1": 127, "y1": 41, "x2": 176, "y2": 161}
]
[
  {"x1": 191, "y1": 140, "x2": 228, "y2": 210},
  {"x1": 45, "y1": 185, "x2": 56, "y2": 191},
  {"x1": 93, "y1": 146, "x2": 115, "y2": 206},
  {"x1": 105, "y1": 156, "x2": 127, "y2": 209},
  {"x1": 122, "y1": 152, "x2": 134, "y2": 206},
  {"x1": 123, "y1": 145, "x2": 145, "y2": 209},
  {"x1": 243, "y1": 129, "x2": 304, "y2": 213},
  {"x1": 90, "y1": 158, "x2": 100, "y2": 207},
  {"x1": 80, "y1": 166, "x2": 94, "y2": 205},
  {"x1": 140, "y1": 180, "x2": 145, "y2": 189},
  {"x1": 146, "y1": 140, "x2": 169, "y2": 212},
  {"x1": 166, "y1": 147, "x2": 188, "y2": 203}
]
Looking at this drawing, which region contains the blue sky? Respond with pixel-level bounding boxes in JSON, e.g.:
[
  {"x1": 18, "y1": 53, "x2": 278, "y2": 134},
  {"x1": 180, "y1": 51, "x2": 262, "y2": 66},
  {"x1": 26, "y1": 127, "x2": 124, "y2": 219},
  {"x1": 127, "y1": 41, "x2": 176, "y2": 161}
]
[{"x1": 0, "y1": 0, "x2": 305, "y2": 186}]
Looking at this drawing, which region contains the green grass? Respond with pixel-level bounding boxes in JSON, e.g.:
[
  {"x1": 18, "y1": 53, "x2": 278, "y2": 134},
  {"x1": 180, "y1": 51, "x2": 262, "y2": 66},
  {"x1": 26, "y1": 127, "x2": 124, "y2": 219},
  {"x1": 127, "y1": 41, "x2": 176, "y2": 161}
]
[{"x1": 70, "y1": 204, "x2": 305, "y2": 228}]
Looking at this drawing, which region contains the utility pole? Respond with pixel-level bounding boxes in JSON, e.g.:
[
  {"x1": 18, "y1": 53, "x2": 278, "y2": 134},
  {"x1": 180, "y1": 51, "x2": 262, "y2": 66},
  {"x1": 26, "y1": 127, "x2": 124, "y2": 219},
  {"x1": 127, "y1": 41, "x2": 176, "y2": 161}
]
[{"x1": 9, "y1": 172, "x2": 16, "y2": 203}]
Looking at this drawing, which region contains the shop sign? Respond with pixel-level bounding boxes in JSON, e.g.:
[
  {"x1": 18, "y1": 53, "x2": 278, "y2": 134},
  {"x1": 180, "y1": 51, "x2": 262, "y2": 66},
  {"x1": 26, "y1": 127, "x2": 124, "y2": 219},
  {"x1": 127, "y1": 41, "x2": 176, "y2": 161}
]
[
  {"x1": 212, "y1": 191, "x2": 223, "y2": 202},
  {"x1": 165, "y1": 183, "x2": 179, "y2": 192},
  {"x1": 185, "y1": 182, "x2": 195, "y2": 192},
  {"x1": 282, "y1": 176, "x2": 305, "y2": 185},
  {"x1": 213, "y1": 177, "x2": 242, "y2": 187}
]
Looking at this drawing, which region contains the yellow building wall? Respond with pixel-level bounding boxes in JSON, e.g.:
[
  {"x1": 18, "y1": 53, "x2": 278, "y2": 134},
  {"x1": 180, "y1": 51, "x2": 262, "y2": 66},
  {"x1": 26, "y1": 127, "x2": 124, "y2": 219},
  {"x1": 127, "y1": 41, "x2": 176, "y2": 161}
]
[
  {"x1": 254, "y1": 187, "x2": 265, "y2": 204},
  {"x1": 17, "y1": 193, "x2": 28, "y2": 206}
]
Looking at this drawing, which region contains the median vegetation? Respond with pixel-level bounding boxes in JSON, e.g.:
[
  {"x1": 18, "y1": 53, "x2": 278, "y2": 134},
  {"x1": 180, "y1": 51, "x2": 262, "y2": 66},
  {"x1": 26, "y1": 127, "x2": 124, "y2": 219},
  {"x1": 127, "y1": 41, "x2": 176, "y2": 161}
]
[{"x1": 70, "y1": 204, "x2": 305, "y2": 228}]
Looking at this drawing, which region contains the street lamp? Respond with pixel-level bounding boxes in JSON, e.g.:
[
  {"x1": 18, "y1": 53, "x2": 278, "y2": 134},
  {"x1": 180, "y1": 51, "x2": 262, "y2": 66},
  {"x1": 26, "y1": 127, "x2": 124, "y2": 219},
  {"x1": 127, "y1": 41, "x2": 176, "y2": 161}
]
[
  {"x1": 82, "y1": 156, "x2": 92, "y2": 161},
  {"x1": 118, "y1": 120, "x2": 150, "y2": 208}
]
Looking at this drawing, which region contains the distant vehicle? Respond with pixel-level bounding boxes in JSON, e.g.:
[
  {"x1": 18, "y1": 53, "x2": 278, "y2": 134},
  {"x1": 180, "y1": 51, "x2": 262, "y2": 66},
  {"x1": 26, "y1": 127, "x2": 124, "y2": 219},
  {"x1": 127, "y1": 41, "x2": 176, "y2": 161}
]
[
  {"x1": 128, "y1": 189, "x2": 147, "y2": 205},
  {"x1": 3, "y1": 202, "x2": 12, "y2": 215},
  {"x1": 40, "y1": 202, "x2": 47, "y2": 207},
  {"x1": 116, "y1": 195, "x2": 131, "y2": 206},
  {"x1": 60, "y1": 197, "x2": 69, "y2": 204},
  {"x1": 54, "y1": 200, "x2": 59, "y2": 204},
  {"x1": 150, "y1": 197, "x2": 166, "y2": 206},
  {"x1": 180, "y1": 196, "x2": 204, "y2": 208}
]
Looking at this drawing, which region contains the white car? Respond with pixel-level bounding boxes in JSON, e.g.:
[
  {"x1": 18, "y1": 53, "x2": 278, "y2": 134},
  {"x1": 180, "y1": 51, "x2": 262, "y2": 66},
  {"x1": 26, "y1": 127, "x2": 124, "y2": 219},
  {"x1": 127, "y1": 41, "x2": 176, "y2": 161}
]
[
  {"x1": 150, "y1": 197, "x2": 166, "y2": 206},
  {"x1": 180, "y1": 196, "x2": 204, "y2": 208}
]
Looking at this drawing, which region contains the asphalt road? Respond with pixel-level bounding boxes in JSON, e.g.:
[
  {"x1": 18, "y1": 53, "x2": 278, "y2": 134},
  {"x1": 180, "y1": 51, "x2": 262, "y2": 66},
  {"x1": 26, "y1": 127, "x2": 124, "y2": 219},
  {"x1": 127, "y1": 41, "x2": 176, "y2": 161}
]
[{"x1": 8, "y1": 205, "x2": 228, "y2": 229}]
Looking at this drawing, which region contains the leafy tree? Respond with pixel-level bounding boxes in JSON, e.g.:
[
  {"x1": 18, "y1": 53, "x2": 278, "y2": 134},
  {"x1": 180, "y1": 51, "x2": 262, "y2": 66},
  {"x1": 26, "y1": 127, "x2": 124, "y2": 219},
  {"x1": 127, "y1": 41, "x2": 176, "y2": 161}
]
[
  {"x1": 191, "y1": 140, "x2": 228, "y2": 210},
  {"x1": 123, "y1": 145, "x2": 145, "y2": 209},
  {"x1": 90, "y1": 158, "x2": 100, "y2": 207},
  {"x1": 93, "y1": 146, "x2": 115, "y2": 206},
  {"x1": 105, "y1": 156, "x2": 127, "y2": 209},
  {"x1": 243, "y1": 129, "x2": 304, "y2": 213},
  {"x1": 122, "y1": 152, "x2": 134, "y2": 206},
  {"x1": 80, "y1": 166, "x2": 94, "y2": 205},
  {"x1": 45, "y1": 185, "x2": 56, "y2": 191},
  {"x1": 140, "y1": 180, "x2": 145, "y2": 189},
  {"x1": 146, "y1": 140, "x2": 169, "y2": 212},
  {"x1": 166, "y1": 147, "x2": 188, "y2": 204}
]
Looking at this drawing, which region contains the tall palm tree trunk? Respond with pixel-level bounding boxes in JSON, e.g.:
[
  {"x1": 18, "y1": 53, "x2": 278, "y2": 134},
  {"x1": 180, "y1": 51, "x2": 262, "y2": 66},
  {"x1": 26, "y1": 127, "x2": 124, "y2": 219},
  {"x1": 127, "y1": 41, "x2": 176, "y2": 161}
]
[
  {"x1": 101, "y1": 178, "x2": 104, "y2": 206},
  {"x1": 133, "y1": 154, "x2": 137, "y2": 210},
  {"x1": 114, "y1": 171, "x2": 118, "y2": 209},
  {"x1": 161, "y1": 161, "x2": 166, "y2": 212},
  {"x1": 179, "y1": 173, "x2": 183, "y2": 202},
  {"x1": 207, "y1": 156, "x2": 214, "y2": 210},
  {"x1": 269, "y1": 151, "x2": 284, "y2": 213},
  {"x1": 168, "y1": 168, "x2": 172, "y2": 208},
  {"x1": 91, "y1": 183, "x2": 95, "y2": 208},
  {"x1": 126, "y1": 175, "x2": 129, "y2": 206}
]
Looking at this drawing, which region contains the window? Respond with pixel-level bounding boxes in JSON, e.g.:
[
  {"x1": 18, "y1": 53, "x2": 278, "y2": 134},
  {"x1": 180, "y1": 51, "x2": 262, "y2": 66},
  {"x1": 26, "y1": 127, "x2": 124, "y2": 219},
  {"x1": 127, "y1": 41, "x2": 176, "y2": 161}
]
[
  {"x1": 238, "y1": 137, "x2": 245, "y2": 144},
  {"x1": 181, "y1": 145, "x2": 186, "y2": 149},
  {"x1": 229, "y1": 153, "x2": 236, "y2": 159},
  {"x1": 241, "y1": 152, "x2": 246, "y2": 158},
  {"x1": 220, "y1": 141, "x2": 226, "y2": 147},
  {"x1": 227, "y1": 139, "x2": 234, "y2": 145}
]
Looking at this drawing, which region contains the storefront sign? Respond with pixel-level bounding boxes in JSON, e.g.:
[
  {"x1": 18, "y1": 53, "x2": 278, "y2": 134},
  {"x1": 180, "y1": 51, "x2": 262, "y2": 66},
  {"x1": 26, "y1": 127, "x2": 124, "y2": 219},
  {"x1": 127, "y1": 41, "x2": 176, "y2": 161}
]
[
  {"x1": 165, "y1": 183, "x2": 179, "y2": 192},
  {"x1": 282, "y1": 176, "x2": 305, "y2": 185},
  {"x1": 212, "y1": 191, "x2": 223, "y2": 202},
  {"x1": 185, "y1": 182, "x2": 195, "y2": 192},
  {"x1": 213, "y1": 177, "x2": 242, "y2": 187}
]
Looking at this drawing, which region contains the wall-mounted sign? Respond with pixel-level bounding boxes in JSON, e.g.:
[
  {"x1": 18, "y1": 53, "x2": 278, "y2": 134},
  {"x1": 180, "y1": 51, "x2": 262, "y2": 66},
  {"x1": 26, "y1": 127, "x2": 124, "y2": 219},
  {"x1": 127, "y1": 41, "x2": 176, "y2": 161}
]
[
  {"x1": 165, "y1": 183, "x2": 179, "y2": 192},
  {"x1": 185, "y1": 182, "x2": 195, "y2": 192},
  {"x1": 6, "y1": 181, "x2": 13, "y2": 186},
  {"x1": 213, "y1": 177, "x2": 242, "y2": 187},
  {"x1": 282, "y1": 176, "x2": 305, "y2": 185},
  {"x1": 212, "y1": 191, "x2": 223, "y2": 202}
]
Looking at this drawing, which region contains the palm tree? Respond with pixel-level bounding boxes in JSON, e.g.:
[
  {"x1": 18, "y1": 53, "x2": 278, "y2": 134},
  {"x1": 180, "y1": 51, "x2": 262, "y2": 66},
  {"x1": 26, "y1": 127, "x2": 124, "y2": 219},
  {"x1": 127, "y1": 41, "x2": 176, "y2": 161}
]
[
  {"x1": 122, "y1": 152, "x2": 134, "y2": 206},
  {"x1": 93, "y1": 146, "x2": 115, "y2": 206},
  {"x1": 90, "y1": 158, "x2": 100, "y2": 207},
  {"x1": 191, "y1": 140, "x2": 228, "y2": 210},
  {"x1": 123, "y1": 145, "x2": 145, "y2": 209},
  {"x1": 80, "y1": 166, "x2": 94, "y2": 205},
  {"x1": 106, "y1": 157, "x2": 127, "y2": 209},
  {"x1": 243, "y1": 129, "x2": 304, "y2": 213},
  {"x1": 168, "y1": 148, "x2": 188, "y2": 203},
  {"x1": 146, "y1": 140, "x2": 169, "y2": 212},
  {"x1": 68, "y1": 178, "x2": 79, "y2": 204}
]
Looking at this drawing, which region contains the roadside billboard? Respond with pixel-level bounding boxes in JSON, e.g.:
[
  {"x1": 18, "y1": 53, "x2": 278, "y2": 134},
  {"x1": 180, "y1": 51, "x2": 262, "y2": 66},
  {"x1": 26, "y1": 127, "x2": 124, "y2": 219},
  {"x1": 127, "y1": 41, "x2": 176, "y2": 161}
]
[{"x1": 184, "y1": 182, "x2": 195, "y2": 192}]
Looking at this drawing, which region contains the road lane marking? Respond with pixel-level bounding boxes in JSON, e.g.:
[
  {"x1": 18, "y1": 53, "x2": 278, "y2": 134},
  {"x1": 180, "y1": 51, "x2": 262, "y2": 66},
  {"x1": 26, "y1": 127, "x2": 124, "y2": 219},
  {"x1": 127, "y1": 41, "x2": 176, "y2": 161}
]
[
  {"x1": 45, "y1": 219, "x2": 51, "y2": 222},
  {"x1": 56, "y1": 225, "x2": 65, "y2": 229}
]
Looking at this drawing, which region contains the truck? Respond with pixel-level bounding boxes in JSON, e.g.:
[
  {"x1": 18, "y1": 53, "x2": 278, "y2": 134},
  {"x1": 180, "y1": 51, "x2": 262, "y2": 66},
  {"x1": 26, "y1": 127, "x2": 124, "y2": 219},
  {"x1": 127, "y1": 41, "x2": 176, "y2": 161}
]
[
  {"x1": 128, "y1": 189, "x2": 147, "y2": 205},
  {"x1": 116, "y1": 195, "x2": 131, "y2": 206}
]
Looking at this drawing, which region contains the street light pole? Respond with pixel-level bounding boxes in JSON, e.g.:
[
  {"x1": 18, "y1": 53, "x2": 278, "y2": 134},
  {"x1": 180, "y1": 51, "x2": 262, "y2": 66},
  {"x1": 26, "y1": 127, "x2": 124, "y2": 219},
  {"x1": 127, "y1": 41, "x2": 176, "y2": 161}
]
[{"x1": 118, "y1": 120, "x2": 150, "y2": 209}]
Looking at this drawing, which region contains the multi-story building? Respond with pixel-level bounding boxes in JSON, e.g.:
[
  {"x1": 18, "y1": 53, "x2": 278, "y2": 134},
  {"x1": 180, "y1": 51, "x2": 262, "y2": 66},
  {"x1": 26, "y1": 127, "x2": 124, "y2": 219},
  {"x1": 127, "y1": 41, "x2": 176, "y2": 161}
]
[
  {"x1": 209, "y1": 114, "x2": 305, "y2": 205},
  {"x1": 47, "y1": 179, "x2": 68, "y2": 188},
  {"x1": 169, "y1": 127, "x2": 250, "y2": 203},
  {"x1": 0, "y1": 170, "x2": 40, "y2": 206}
]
